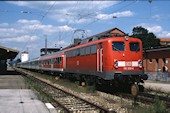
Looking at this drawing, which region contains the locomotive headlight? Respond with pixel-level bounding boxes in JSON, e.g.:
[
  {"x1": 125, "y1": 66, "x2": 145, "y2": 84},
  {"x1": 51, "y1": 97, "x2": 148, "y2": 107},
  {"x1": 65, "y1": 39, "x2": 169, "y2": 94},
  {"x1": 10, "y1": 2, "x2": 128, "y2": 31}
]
[
  {"x1": 114, "y1": 60, "x2": 118, "y2": 69},
  {"x1": 138, "y1": 60, "x2": 142, "y2": 68},
  {"x1": 125, "y1": 36, "x2": 128, "y2": 41}
]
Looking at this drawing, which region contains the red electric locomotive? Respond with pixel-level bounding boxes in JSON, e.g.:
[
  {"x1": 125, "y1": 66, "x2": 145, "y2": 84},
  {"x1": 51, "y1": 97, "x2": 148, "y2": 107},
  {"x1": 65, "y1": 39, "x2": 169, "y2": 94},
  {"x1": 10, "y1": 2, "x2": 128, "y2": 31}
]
[
  {"x1": 64, "y1": 35, "x2": 147, "y2": 95},
  {"x1": 17, "y1": 28, "x2": 148, "y2": 95}
]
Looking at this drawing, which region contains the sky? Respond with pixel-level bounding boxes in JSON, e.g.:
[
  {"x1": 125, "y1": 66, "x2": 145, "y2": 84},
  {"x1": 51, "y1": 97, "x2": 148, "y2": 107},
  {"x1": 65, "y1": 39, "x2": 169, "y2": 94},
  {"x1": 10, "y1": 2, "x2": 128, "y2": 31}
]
[{"x1": 0, "y1": 1, "x2": 170, "y2": 59}]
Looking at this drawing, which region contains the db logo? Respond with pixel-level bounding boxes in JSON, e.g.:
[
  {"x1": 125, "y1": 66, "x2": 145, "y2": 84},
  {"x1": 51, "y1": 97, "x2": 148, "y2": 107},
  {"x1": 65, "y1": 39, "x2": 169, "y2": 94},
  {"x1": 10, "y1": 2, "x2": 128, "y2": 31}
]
[{"x1": 126, "y1": 62, "x2": 132, "y2": 66}]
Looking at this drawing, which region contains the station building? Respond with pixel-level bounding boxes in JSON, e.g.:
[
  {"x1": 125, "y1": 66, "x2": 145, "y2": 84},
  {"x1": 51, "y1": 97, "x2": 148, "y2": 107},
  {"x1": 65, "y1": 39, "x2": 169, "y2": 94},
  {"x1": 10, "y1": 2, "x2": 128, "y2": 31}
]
[
  {"x1": 143, "y1": 46, "x2": 170, "y2": 73},
  {"x1": 143, "y1": 38, "x2": 170, "y2": 81},
  {"x1": 0, "y1": 45, "x2": 18, "y2": 74},
  {"x1": 143, "y1": 38, "x2": 170, "y2": 73}
]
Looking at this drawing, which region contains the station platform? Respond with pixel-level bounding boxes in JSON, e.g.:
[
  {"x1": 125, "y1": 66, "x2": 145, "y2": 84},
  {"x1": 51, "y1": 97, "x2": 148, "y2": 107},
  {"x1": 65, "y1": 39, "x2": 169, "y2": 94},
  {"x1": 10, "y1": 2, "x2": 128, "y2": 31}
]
[
  {"x1": 0, "y1": 67, "x2": 57, "y2": 113},
  {"x1": 144, "y1": 80, "x2": 170, "y2": 93}
]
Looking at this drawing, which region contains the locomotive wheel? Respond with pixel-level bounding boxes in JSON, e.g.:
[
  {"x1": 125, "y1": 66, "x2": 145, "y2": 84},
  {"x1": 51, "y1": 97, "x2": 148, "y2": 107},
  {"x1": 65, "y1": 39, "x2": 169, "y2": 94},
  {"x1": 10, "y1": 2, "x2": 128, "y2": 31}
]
[
  {"x1": 131, "y1": 84, "x2": 139, "y2": 97},
  {"x1": 81, "y1": 82, "x2": 86, "y2": 87}
]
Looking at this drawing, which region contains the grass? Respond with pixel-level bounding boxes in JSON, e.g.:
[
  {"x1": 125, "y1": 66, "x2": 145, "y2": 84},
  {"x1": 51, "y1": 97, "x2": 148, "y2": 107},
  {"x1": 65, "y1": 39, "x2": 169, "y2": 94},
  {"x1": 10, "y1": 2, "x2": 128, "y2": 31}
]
[
  {"x1": 151, "y1": 96, "x2": 167, "y2": 113},
  {"x1": 22, "y1": 69, "x2": 96, "y2": 93},
  {"x1": 23, "y1": 76, "x2": 54, "y2": 103},
  {"x1": 122, "y1": 95, "x2": 168, "y2": 113}
]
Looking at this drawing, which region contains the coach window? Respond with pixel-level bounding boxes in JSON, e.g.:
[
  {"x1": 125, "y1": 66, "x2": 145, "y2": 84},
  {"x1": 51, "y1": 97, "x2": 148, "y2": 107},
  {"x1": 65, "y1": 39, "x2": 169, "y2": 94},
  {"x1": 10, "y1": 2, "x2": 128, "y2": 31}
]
[
  {"x1": 76, "y1": 49, "x2": 80, "y2": 56},
  {"x1": 85, "y1": 46, "x2": 91, "y2": 55},
  {"x1": 130, "y1": 42, "x2": 140, "y2": 52},
  {"x1": 54, "y1": 58, "x2": 56, "y2": 64},
  {"x1": 69, "y1": 51, "x2": 71, "y2": 57},
  {"x1": 91, "y1": 45, "x2": 97, "y2": 54},
  {"x1": 80, "y1": 47, "x2": 85, "y2": 56},
  {"x1": 66, "y1": 51, "x2": 71, "y2": 57},
  {"x1": 66, "y1": 52, "x2": 69, "y2": 57},
  {"x1": 112, "y1": 42, "x2": 125, "y2": 51},
  {"x1": 72, "y1": 50, "x2": 75, "y2": 57},
  {"x1": 59, "y1": 57, "x2": 62, "y2": 64}
]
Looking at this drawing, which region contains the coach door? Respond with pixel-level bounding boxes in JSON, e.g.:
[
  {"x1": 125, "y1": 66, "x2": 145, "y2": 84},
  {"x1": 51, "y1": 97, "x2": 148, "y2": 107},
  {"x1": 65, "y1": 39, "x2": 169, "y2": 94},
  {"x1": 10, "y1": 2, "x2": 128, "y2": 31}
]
[
  {"x1": 97, "y1": 43, "x2": 103, "y2": 72},
  {"x1": 63, "y1": 55, "x2": 66, "y2": 69}
]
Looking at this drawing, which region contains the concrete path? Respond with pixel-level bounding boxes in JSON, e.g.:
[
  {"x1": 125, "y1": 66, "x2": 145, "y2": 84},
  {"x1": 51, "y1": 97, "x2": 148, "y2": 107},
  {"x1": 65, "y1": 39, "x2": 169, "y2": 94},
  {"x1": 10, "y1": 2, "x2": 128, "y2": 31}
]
[
  {"x1": 0, "y1": 89, "x2": 50, "y2": 113},
  {"x1": 0, "y1": 68, "x2": 57, "y2": 113},
  {"x1": 144, "y1": 80, "x2": 170, "y2": 93}
]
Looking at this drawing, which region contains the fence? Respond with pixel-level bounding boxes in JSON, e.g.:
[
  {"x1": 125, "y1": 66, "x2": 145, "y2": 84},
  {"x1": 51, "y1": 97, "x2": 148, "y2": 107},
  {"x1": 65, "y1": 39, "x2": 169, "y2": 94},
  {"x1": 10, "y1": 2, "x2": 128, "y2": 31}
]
[{"x1": 146, "y1": 71, "x2": 170, "y2": 82}]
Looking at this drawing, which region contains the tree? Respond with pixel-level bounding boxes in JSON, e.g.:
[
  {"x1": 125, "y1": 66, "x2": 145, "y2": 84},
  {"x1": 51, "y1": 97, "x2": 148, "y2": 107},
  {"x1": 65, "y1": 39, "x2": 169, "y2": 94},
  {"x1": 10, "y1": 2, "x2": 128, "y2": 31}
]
[{"x1": 131, "y1": 26, "x2": 160, "y2": 49}]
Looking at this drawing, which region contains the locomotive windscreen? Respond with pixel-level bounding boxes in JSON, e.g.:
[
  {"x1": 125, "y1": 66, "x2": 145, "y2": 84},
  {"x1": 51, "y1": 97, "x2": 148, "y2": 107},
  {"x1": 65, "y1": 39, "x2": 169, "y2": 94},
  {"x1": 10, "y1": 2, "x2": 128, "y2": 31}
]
[
  {"x1": 129, "y1": 42, "x2": 140, "y2": 52},
  {"x1": 112, "y1": 42, "x2": 125, "y2": 51}
]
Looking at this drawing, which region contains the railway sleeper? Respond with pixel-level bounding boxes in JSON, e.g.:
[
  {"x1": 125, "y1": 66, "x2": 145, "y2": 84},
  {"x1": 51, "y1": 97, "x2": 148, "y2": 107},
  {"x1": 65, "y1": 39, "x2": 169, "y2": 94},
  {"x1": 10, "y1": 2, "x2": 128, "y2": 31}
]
[
  {"x1": 68, "y1": 107, "x2": 97, "y2": 111},
  {"x1": 65, "y1": 105, "x2": 93, "y2": 109},
  {"x1": 62, "y1": 102, "x2": 86, "y2": 105}
]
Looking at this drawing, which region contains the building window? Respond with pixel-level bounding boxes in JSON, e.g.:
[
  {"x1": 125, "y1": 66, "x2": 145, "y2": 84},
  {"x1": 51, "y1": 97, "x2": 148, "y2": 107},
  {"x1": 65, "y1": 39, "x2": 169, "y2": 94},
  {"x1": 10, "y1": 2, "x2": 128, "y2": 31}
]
[
  {"x1": 163, "y1": 58, "x2": 168, "y2": 64},
  {"x1": 163, "y1": 58, "x2": 166, "y2": 64},
  {"x1": 149, "y1": 59, "x2": 152, "y2": 63}
]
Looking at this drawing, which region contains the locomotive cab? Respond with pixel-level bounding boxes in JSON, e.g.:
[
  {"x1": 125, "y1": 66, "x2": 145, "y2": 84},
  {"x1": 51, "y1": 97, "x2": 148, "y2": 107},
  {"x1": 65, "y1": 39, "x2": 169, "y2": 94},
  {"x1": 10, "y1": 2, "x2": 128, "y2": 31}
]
[{"x1": 102, "y1": 36, "x2": 148, "y2": 95}]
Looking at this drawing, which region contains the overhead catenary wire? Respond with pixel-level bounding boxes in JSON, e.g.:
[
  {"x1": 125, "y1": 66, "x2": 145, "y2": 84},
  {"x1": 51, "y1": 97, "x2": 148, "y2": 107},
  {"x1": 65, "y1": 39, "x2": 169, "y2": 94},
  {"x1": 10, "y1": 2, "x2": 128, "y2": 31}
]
[
  {"x1": 62, "y1": 1, "x2": 135, "y2": 43},
  {"x1": 55, "y1": 1, "x2": 80, "y2": 48},
  {"x1": 21, "y1": 1, "x2": 57, "y2": 54},
  {"x1": 80, "y1": 0, "x2": 137, "y2": 29},
  {"x1": 53, "y1": 1, "x2": 129, "y2": 46}
]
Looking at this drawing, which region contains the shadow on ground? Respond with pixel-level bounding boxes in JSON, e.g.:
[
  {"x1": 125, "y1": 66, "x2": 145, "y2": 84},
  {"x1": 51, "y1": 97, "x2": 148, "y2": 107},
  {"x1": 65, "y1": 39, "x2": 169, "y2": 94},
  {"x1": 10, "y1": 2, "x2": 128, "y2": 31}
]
[{"x1": 0, "y1": 70, "x2": 20, "y2": 75}]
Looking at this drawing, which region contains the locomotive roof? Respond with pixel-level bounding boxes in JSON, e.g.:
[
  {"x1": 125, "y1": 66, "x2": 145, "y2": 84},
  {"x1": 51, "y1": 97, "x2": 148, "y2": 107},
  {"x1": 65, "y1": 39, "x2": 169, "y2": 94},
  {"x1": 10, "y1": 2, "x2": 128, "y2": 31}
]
[
  {"x1": 39, "y1": 50, "x2": 64, "y2": 60},
  {"x1": 64, "y1": 28, "x2": 127, "y2": 49}
]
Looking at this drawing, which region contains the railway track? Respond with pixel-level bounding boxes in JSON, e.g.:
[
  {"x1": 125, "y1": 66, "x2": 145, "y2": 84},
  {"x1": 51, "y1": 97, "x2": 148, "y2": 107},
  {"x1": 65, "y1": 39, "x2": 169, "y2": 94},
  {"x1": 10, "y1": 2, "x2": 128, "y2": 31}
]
[
  {"x1": 116, "y1": 91, "x2": 170, "y2": 108},
  {"x1": 138, "y1": 92, "x2": 170, "y2": 107},
  {"x1": 14, "y1": 68, "x2": 115, "y2": 113}
]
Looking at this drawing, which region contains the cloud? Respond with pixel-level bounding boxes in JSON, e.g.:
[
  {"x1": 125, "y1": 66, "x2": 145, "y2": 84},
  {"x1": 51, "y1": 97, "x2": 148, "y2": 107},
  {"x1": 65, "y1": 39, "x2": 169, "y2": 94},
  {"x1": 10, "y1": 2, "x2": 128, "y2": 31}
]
[
  {"x1": 8, "y1": 1, "x2": 119, "y2": 24},
  {"x1": 146, "y1": 26, "x2": 162, "y2": 33},
  {"x1": 0, "y1": 28, "x2": 26, "y2": 38},
  {"x1": 8, "y1": 1, "x2": 31, "y2": 6},
  {"x1": 0, "y1": 19, "x2": 76, "y2": 58},
  {"x1": 136, "y1": 23, "x2": 170, "y2": 38},
  {"x1": 95, "y1": 10, "x2": 134, "y2": 20},
  {"x1": 152, "y1": 14, "x2": 161, "y2": 20},
  {"x1": 17, "y1": 19, "x2": 41, "y2": 25},
  {"x1": 17, "y1": 19, "x2": 74, "y2": 34},
  {"x1": 0, "y1": 23, "x2": 9, "y2": 27},
  {"x1": 0, "y1": 19, "x2": 74, "y2": 39},
  {"x1": 54, "y1": 40, "x2": 70, "y2": 48},
  {"x1": 1, "y1": 35, "x2": 39, "y2": 43}
]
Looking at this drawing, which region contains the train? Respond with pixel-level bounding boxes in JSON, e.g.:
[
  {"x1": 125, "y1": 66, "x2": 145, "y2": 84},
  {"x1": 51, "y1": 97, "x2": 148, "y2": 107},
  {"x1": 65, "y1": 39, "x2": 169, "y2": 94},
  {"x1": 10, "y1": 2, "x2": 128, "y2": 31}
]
[{"x1": 17, "y1": 32, "x2": 148, "y2": 96}]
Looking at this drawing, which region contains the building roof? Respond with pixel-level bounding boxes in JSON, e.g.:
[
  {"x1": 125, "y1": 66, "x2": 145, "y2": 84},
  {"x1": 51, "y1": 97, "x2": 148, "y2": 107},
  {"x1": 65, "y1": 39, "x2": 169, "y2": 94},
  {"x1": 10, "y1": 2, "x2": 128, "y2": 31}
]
[
  {"x1": 0, "y1": 45, "x2": 19, "y2": 60},
  {"x1": 144, "y1": 45, "x2": 170, "y2": 52},
  {"x1": 159, "y1": 38, "x2": 170, "y2": 46},
  {"x1": 160, "y1": 38, "x2": 170, "y2": 42},
  {"x1": 89, "y1": 27, "x2": 127, "y2": 38}
]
